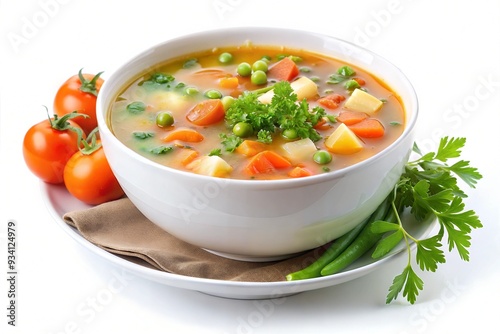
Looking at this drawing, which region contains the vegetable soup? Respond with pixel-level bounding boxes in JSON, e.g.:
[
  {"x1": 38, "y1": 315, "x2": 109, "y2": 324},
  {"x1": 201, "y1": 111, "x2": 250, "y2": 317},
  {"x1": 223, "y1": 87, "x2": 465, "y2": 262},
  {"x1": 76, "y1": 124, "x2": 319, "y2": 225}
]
[{"x1": 108, "y1": 43, "x2": 405, "y2": 180}]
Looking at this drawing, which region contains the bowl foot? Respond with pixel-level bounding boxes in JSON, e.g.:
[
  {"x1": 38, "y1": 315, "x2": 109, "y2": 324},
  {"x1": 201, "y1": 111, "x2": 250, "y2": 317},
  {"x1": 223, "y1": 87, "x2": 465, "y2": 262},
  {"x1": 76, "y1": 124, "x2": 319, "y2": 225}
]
[{"x1": 202, "y1": 248, "x2": 305, "y2": 262}]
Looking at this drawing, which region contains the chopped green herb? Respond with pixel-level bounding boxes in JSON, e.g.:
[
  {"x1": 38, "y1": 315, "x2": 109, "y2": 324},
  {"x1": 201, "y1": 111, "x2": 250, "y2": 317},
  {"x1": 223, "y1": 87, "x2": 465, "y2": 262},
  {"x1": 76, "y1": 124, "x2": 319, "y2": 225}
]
[
  {"x1": 208, "y1": 148, "x2": 222, "y2": 156},
  {"x1": 149, "y1": 145, "x2": 174, "y2": 155},
  {"x1": 327, "y1": 65, "x2": 356, "y2": 85},
  {"x1": 337, "y1": 65, "x2": 356, "y2": 77},
  {"x1": 219, "y1": 133, "x2": 243, "y2": 152},
  {"x1": 138, "y1": 72, "x2": 175, "y2": 86},
  {"x1": 344, "y1": 79, "x2": 361, "y2": 91},
  {"x1": 126, "y1": 101, "x2": 146, "y2": 114},
  {"x1": 257, "y1": 129, "x2": 273, "y2": 144},
  {"x1": 133, "y1": 131, "x2": 154, "y2": 139},
  {"x1": 183, "y1": 58, "x2": 198, "y2": 68},
  {"x1": 326, "y1": 114, "x2": 338, "y2": 123}
]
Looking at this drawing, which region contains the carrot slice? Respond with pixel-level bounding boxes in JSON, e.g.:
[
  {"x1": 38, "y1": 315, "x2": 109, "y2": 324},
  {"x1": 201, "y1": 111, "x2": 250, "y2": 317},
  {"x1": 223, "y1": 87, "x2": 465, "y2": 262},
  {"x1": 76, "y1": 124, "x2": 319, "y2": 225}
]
[
  {"x1": 245, "y1": 150, "x2": 291, "y2": 175},
  {"x1": 178, "y1": 148, "x2": 199, "y2": 166},
  {"x1": 313, "y1": 117, "x2": 331, "y2": 130},
  {"x1": 219, "y1": 76, "x2": 239, "y2": 89},
  {"x1": 262, "y1": 151, "x2": 292, "y2": 168},
  {"x1": 245, "y1": 152, "x2": 274, "y2": 175},
  {"x1": 353, "y1": 77, "x2": 366, "y2": 86},
  {"x1": 235, "y1": 140, "x2": 267, "y2": 157},
  {"x1": 317, "y1": 93, "x2": 346, "y2": 109},
  {"x1": 337, "y1": 110, "x2": 369, "y2": 125},
  {"x1": 348, "y1": 119, "x2": 385, "y2": 138},
  {"x1": 267, "y1": 57, "x2": 299, "y2": 81},
  {"x1": 186, "y1": 99, "x2": 225, "y2": 126},
  {"x1": 288, "y1": 166, "x2": 313, "y2": 178},
  {"x1": 163, "y1": 128, "x2": 204, "y2": 142}
]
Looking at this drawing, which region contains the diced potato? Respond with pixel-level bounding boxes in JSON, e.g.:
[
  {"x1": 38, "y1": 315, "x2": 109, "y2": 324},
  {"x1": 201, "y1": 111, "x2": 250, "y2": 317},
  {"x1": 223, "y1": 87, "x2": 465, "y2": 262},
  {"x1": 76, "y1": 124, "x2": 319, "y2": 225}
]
[
  {"x1": 258, "y1": 77, "x2": 318, "y2": 104},
  {"x1": 146, "y1": 91, "x2": 189, "y2": 112},
  {"x1": 291, "y1": 77, "x2": 319, "y2": 101},
  {"x1": 186, "y1": 155, "x2": 233, "y2": 178},
  {"x1": 325, "y1": 123, "x2": 364, "y2": 154},
  {"x1": 281, "y1": 138, "x2": 318, "y2": 163},
  {"x1": 344, "y1": 88, "x2": 383, "y2": 115}
]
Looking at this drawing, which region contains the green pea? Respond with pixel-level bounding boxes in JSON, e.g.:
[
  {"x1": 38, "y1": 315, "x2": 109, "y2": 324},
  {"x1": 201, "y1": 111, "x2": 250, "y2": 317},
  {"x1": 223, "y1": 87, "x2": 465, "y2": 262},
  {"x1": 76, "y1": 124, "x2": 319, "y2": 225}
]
[
  {"x1": 205, "y1": 89, "x2": 222, "y2": 99},
  {"x1": 313, "y1": 150, "x2": 332, "y2": 165},
  {"x1": 185, "y1": 87, "x2": 199, "y2": 96},
  {"x1": 232, "y1": 122, "x2": 253, "y2": 138},
  {"x1": 156, "y1": 111, "x2": 174, "y2": 128},
  {"x1": 218, "y1": 52, "x2": 233, "y2": 64},
  {"x1": 237, "y1": 62, "x2": 252, "y2": 77},
  {"x1": 261, "y1": 55, "x2": 272, "y2": 63},
  {"x1": 282, "y1": 128, "x2": 298, "y2": 140},
  {"x1": 251, "y1": 70, "x2": 267, "y2": 85},
  {"x1": 252, "y1": 60, "x2": 268, "y2": 72},
  {"x1": 221, "y1": 95, "x2": 235, "y2": 111}
]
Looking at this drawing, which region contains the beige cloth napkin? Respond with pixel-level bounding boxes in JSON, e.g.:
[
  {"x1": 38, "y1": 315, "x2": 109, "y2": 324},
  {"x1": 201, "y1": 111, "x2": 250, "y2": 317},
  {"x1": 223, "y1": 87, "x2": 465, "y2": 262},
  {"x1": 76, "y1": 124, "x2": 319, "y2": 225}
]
[{"x1": 63, "y1": 198, "x2": 329, "y2": 282}]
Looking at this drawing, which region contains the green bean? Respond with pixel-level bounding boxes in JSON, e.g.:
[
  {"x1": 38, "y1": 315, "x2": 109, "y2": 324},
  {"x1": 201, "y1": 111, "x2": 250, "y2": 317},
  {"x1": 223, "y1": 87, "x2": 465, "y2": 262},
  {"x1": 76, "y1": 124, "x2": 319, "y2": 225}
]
[
  {"x1": 286, "y1": 197, "x2": 390, "y2": 281},
  {"x1": 320, "y1": 199, "x2": 395, "y2": 276}
]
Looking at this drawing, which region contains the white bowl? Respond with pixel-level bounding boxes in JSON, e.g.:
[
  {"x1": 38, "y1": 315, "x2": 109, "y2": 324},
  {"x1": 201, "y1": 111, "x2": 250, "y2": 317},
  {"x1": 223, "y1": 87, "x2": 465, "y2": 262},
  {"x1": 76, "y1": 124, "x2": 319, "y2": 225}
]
[{"x1": 96, "y1": 27, "x2": 418, "y2": 261}]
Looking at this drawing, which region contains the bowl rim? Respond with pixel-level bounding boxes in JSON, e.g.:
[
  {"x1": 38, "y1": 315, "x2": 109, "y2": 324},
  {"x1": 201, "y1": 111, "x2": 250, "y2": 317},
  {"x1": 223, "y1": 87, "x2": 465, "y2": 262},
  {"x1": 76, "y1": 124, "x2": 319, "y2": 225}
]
[{"x1": 97, "y1": 26, "x2": 419, "y2": 189}]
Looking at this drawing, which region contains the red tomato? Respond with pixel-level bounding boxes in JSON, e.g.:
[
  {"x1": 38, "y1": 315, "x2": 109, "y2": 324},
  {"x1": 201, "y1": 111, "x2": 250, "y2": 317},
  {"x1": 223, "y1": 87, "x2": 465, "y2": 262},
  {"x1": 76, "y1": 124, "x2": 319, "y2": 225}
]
[
  {"x1": 63, "y1": 143, "x2": 124, "y2": 205},
  {"x1": 23, "y1": 113, "x2": 84, "y2": 184},
  {"x1": 53, "y1": 69, "x2": 104, "y2": 135}
]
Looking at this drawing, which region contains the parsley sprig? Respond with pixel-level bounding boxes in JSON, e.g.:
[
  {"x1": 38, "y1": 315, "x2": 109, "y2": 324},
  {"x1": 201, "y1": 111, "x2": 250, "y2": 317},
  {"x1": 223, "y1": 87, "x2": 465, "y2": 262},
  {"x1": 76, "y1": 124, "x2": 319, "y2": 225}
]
[
  {"x1": 224, "y1": 81, "x2": 325, "y2": 144},
  {"x1": 371, "y1": 137, "x2": 483, "y2": 304}
]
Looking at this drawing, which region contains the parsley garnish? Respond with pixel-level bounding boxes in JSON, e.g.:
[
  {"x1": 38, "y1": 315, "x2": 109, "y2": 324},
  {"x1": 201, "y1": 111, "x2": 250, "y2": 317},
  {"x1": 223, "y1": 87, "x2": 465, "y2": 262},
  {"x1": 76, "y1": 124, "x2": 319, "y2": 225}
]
[
  {"x1": 149, "y1": 145, "x2": 174, "y2": 155},
  {"x1": 327, "y1": 65, "x2": 356, "y2": 84},
  {"x1": 219, "y1": 133, "x2": 243, "y2": 152},
  {"x1": 224, "y1": 81, "x2": 325, "y2": 144},
  {"x1": 138, "y1": 72, "x2": 175, "y2": 87},
  {"x1": 126, "y1": 101, "x2": 146, "y2": 114},
  {"x1": 371, "y1": 137, "x2": 483, "y2": 304},
  {"x1": 132, "y1": 131, "x2": 154, "y2": 139},
  {"x1": 208, "y1": 148, "x2": 222, "y2": 156}
]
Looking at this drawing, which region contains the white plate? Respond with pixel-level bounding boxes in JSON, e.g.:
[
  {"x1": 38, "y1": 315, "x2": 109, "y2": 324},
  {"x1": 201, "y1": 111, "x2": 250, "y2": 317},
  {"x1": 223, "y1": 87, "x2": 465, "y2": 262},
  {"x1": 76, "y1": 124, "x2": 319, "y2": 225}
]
[{"x1": 41, "y1": 182, "x2": 436, "y2": 299}]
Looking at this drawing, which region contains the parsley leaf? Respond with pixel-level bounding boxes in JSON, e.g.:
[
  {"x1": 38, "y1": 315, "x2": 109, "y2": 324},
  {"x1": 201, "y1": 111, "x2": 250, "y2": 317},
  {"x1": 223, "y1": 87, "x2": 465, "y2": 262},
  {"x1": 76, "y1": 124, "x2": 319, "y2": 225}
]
[
  {"x1": 219, "y1": 133, "x2": 243, "y2": 152},
  {"x1": 386, "y1": 265, "x2": 424, "y2": 305},
  {"x1": 149, "y1": 145, "x2": 173, "y2": 155},
  {"x1": 132, "y1": 131, "x2": 154, "y2": 139},
  {"x1": 126, "y1": 101, "x2": 146, "y2": 114}
]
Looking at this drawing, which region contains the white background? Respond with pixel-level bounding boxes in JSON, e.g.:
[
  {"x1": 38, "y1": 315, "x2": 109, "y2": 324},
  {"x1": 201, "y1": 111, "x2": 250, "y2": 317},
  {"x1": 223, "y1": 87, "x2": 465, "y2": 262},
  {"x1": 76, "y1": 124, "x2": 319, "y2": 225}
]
[{"x1": 1, "y1": 0, "x2": 499, "y2": 333}]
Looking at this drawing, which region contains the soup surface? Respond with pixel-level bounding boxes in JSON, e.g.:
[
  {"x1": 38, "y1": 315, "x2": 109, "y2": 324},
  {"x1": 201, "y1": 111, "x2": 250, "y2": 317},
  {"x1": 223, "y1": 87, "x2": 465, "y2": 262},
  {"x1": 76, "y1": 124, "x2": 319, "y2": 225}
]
[{"x1": 109, "y1": 43, "x2": 405, "y2": 180}]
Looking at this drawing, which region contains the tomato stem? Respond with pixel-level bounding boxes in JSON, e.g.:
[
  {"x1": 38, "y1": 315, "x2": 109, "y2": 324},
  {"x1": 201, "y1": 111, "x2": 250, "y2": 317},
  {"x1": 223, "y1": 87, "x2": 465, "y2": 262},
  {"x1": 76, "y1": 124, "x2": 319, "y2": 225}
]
[
  {"x1": 45, "y1": 105, "x2": 87, "y2": 137},
  {"x1": 78, "y1": 127, "x2": 102, "y2": 155},
  {"x1": 78, "y1": 68, "x2": 104, "y2": 96}
]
